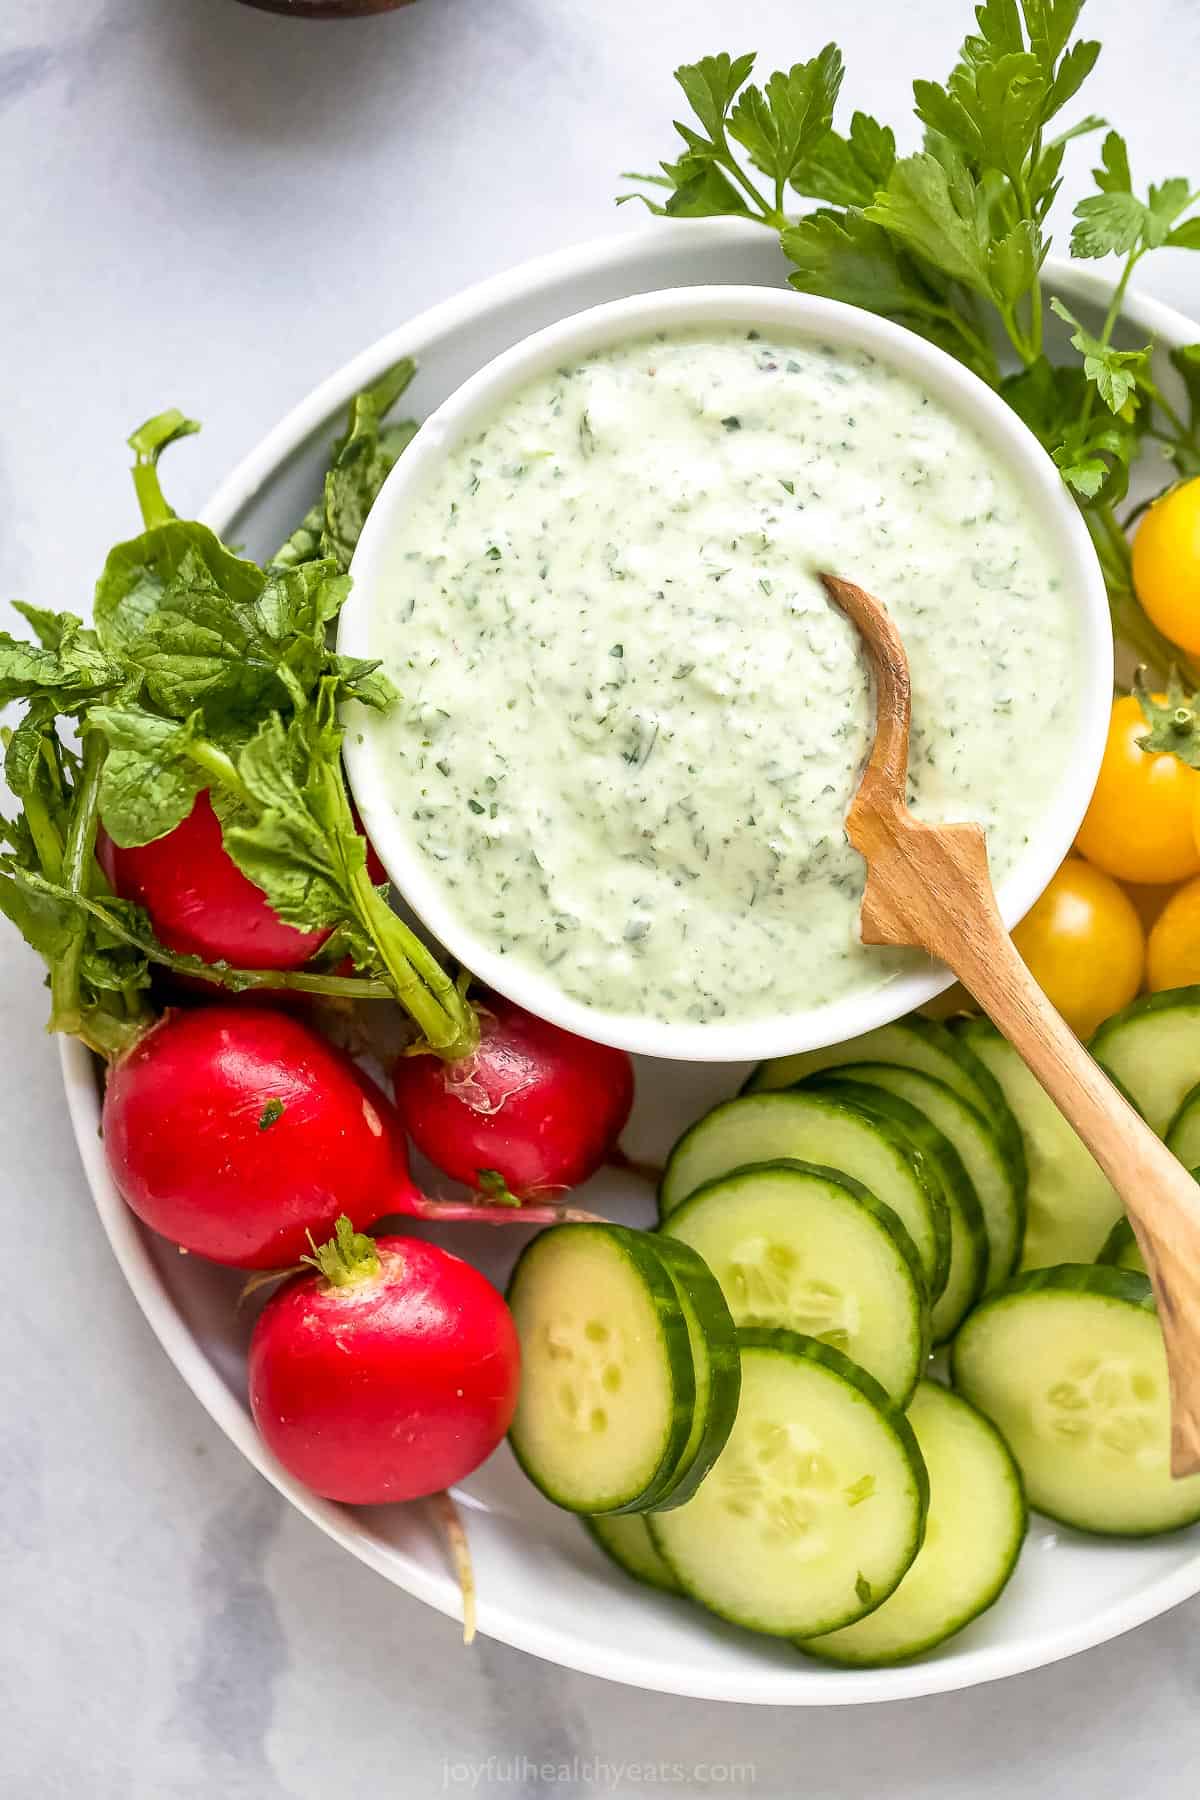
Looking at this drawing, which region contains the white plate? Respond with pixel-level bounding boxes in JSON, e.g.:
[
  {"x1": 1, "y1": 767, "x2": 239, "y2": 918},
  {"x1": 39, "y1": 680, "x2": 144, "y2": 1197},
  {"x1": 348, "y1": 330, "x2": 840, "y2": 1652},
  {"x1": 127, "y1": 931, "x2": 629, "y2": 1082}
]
[{"x1": 62, "y1": 218, "x2": 1200, "y2": 1705}]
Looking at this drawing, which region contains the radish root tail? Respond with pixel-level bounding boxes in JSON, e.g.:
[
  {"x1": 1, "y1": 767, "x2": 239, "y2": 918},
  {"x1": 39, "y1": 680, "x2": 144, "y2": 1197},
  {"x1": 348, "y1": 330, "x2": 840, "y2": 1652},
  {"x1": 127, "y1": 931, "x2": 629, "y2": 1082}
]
[{"x1": 433, "y1": 1490, "x2": 477, "y2": 1646}]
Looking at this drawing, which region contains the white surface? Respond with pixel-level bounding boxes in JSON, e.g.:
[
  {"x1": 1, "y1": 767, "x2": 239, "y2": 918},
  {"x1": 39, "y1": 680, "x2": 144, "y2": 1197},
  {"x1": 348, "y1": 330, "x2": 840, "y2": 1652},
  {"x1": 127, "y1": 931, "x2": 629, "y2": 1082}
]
[
  {"x1": 7, "y1": 0, "x2": 1200, "y2": 1792},
  {"x1": 342, "y1": 278, "x2": 1110, "y2": 1062}
]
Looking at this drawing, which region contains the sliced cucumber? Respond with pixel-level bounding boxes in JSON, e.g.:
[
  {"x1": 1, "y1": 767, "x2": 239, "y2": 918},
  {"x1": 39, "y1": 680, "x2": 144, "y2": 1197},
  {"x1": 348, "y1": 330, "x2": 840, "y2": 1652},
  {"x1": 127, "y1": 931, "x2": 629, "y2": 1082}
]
[
  {"x1": 812, "y1": 1080, "x2": 986, "y2": 1343},
  {"x1": 1091, "y1": 986, "x2": 1200, "y2": 1133},
  {"x1": 649, "y1": 1330, "x2": 928, "y2": 1638},
  {"x1": 646, "y1": 1234, "x2": 741, "y2": 1510},
  {"x1": 660, "y1": 1091, "x2": 947, "y2": 1300},
  {"x1": 1097, "y1": 1218, "x2": 1146, "y2": 1274},
  {"x1": 745, "y1": 1016, "x2": 1027, "y2": 1192},
  {"x1": 660, "y1": 1161, "x2": 927, "y2": 1406},
  {"x1": 798, "y1": 1381, "x2": 1026, "y2": 1666},
  {"x1": 584, "y1": 1514, "x2": 681, "y2": 1594},
  {"x1": 507, "y1": 1223, "x2": 695, "y2": 1515},
  {"x1": 1166, "y1": 1083, "x2": 1200, "y2": 1167},
  {"x1": 956, "y1": 1018, "x2": 1122, "y2": 1269},
  {"x1": 820, "y1": 1062, "x2": 1022, "y2": 1290},
  {"x1": 952, "y1": 1264, "x2": 1200, "y2": 1536}
]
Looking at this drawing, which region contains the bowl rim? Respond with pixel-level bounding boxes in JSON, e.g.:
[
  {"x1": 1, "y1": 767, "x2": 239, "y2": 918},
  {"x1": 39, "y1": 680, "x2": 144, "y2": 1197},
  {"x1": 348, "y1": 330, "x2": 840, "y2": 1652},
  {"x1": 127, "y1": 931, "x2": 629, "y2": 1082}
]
[
  {"x1": 62, "y1": 219, "x2": 1200, "y2": 1703},
  {"x1": 338, "y1": 278, "x2": 1112, "y2": 1062}
]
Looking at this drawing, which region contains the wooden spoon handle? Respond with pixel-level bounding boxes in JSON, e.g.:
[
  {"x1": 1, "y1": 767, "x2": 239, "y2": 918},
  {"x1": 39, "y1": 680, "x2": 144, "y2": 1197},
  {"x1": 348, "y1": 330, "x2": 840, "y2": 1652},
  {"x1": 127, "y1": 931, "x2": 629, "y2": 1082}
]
[{"x1": 869, "y1": 813, "x2": 1200, "y2": 1476}]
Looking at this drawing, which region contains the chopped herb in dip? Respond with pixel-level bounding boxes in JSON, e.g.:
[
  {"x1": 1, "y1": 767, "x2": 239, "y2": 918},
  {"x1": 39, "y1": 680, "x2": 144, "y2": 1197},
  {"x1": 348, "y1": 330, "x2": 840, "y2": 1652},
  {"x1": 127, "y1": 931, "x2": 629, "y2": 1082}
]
[{"x1": 372, "y1": 328, "x2": 1081, "y2": 1028}]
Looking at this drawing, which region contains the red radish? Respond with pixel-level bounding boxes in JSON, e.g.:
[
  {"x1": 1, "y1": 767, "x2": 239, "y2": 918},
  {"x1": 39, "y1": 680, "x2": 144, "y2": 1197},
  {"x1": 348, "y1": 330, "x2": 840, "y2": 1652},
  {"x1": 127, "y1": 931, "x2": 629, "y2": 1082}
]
[
  {"x1": 248, "y1": 1217, "x2": 520, "y2": 1505},
  {"x1": 393, "y1": 991, "x2": 635, "y2": 1198},
  {"x1": 103, "y1": 1005, "x2": 596, "y2": 1268},
  {"x1": 98, "y1": 790, "x2": 330, "y2": 971}
]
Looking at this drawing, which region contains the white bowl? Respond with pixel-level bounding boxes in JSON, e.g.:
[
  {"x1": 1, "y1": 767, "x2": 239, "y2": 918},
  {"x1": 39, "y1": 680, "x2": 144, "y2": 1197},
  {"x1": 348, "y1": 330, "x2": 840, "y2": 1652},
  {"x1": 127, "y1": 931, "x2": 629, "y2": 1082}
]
[
  {"x1": 339, "y1": 283, "x2": 1112, "y2": 1063},
  {"x1": 64, "y1": 220, "x2": 1200, "y2": 1703}
]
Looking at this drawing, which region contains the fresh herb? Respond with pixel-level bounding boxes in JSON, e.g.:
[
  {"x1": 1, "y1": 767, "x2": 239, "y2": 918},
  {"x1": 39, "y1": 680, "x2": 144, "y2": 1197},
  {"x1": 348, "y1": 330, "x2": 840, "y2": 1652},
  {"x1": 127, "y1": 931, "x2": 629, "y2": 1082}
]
[
  {"x1": 258, "y1": 1098, "x2": 286, "y2": 1131},
  {"x1": 623, "y1": 2, "x2": 1200, "y2": 683},
  {"x1": 272, "y1": 360, "x2": 419, "y2": 573},
  {"x1": 0, "y1": 383, "x2": 479, "y2": 1062}
]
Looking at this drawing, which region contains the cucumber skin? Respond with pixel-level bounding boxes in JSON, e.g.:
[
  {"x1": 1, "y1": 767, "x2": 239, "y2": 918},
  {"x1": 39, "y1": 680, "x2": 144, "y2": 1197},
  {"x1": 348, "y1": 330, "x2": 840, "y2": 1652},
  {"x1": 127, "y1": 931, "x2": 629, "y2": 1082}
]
[
  {"x1": 1089, "y1": 986, "x2": 1200, "y2": 1125},
  {"x1": 741, "y1": 1013, "x2": 1029, "y2": 1206},
  {"x1": 582, "y1": 1516, "x2": 682, "y2": 1595},
  {"x1": 916, "y1": 1018, "x2": 1029, "y2": 1205},
  {"x1": 1165, "y1": 1083, "x2": 1200, "y2": 1158},
  {"x1": 643, "y1": 1234, "x2": 742, "y2": 1511},
  {"x1": 660, "y1": 1159, "x2": 930, "y2": 1408},
  {"x1": 792, "y1": 1089, "x2": 953, "y2": 1303},
  {"x1": 659, "y1": 1092, "x2": 947, "y2": 1274},
  {"x1": 962, "y1": 1262, "x2": 1155, "y2": 1310},
  {"x1": 948, "y1": 1265, "x2": 1200, "y2": 1542},
  {"x1": 797, "y1": 1383, "x2": 1028, "y2": 1668},
  {"x1": 648, "y1": 1329, "x2": 930, "y2": 1635},
  {"x1": 506, "y1": 1223, "x2": 697, "y2": 1517},
  {"x1": 809, "y1": 1079, "x2": 985, "y2": 1337},
  {"x1": 828, "y1": 1060, "x2": 1024, "y2": 1285}
]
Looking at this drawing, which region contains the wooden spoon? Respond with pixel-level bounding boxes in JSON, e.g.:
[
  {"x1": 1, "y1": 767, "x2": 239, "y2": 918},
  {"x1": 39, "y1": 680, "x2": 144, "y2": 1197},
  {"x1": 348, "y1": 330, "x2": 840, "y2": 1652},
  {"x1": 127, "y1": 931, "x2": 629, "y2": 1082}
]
[{"x1": 821, "y1": 572, "x2": 1200, "y2": 1477}]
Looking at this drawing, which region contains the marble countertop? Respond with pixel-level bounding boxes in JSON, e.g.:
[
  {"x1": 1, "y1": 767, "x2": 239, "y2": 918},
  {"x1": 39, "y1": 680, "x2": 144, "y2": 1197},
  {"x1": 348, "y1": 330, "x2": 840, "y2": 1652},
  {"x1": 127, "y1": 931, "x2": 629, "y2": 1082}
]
[{"x1": 5, "y1": 1, "x2": 1200, "y2": 1793}]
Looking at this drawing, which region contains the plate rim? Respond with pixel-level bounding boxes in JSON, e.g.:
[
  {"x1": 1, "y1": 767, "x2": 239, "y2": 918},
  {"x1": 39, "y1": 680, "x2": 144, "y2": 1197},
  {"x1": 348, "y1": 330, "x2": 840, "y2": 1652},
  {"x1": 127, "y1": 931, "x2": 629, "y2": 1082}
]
[{"x1": 60, "y1": 216, "x2": 1200, "y2": 1705}]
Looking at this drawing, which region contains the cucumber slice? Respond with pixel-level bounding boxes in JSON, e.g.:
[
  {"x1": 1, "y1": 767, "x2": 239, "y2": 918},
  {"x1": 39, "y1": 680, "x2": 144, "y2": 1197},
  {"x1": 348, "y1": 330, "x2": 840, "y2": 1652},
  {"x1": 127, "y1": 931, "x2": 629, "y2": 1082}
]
[
  {"x1": 798, "y1": 1381, "x2": 1026, "y2": 1666},
  {"x1": 951, "y1": 1264, "x2": 1200, "y2": 1536},
  {"x1": 507, "y1": 1224, "x2": 695, "y2": 1515},
  {"x1": 649, "y1": 1330, "x2": 928, "y2": 1638},
  {"x1": 812, "y1": 1080, "x2": 986, "y2": 1343},
  {"x1": 660, "y1": 1092, "x2": 946, "y2": 1300},
  {"x1": 823, "y1": 1062, "x2": 1022, "y2": 1290},
  {"x1": 956, "y1": 1019, "x2": 1122, "y2": 1269},
  {"x1": 584, "y1": 1514, "x2": 681, "y2": 1594},
  {"x1": 660, "y1": 1161, "x2": 927, "y2": 1405},
  {"x1": 1097, "y1": 1218, "x2": 1146, "y2": 1274},
  {"x1": 1091, "y1": 986, "x2": 1200, "y2": 1133},
  {"x1": 1166, "y1": 1083, "x2": 1200, "y2": 1166},
  {"x1": 745, "y1": 1016, "x2": 1027, "y2": 1193},
  {"x1": 646, "y1": 1235, "x2": 741, "y2": 1510}
]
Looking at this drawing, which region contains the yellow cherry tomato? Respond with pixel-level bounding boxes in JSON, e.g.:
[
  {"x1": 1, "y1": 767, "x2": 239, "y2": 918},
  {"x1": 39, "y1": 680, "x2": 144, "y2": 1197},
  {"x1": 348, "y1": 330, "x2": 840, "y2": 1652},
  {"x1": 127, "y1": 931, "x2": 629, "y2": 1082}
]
[
  {"x1": 1122, "y1": 880, "x2": 1178, "y2": 933},
  {"x1": 1011, "y1": 857, "x2": 1144, "y2": 1038},
  {"x1": 1147, "y1": 875, "x2": 1200, "y2": 991},
  {"x1": 1075, "y1": 695, "x2": 1200, "y2": 885},
  {"x1": 1133, "y1": 478, "x2": 1200, "y2": 657}
]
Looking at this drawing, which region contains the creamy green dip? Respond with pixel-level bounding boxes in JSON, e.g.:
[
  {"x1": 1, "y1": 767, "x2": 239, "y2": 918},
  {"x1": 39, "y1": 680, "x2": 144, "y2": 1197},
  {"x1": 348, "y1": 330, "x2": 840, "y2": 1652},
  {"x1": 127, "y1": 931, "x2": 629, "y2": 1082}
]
[{"x1": 369, "y1": 328, "x2": 1081, "y2": 1027}]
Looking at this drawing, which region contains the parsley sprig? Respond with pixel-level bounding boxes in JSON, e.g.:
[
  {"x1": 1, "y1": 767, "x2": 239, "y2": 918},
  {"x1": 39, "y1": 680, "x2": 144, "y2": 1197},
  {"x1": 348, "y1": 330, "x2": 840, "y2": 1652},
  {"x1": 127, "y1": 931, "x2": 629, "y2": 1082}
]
[
  {"x1": 0, "y1": 372, "x2": 479, "y2": 1062},
  {"x1": 624, "y1": 0, "x2": 1200, "y2": 685}
]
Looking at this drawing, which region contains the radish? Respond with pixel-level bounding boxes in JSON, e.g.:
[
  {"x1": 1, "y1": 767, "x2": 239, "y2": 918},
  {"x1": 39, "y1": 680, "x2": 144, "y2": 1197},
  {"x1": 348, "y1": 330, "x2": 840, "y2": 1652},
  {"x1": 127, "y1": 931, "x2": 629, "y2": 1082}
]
[
  {"x1": 248, "y1": 1217, "x2": 520, "y2": 1506},
  {"x1": 392, "y1": 991, "x2": 635, "y2": 1199},
  {"x1": 97, "y1": 792, "x2": 388, "y2": 974},
  {"x1": 98, "y1": 790, "x2": 330, "y2": 971},
  {"x1": 102, "y1": 1005, "x2": 598, "y2": 1269}
]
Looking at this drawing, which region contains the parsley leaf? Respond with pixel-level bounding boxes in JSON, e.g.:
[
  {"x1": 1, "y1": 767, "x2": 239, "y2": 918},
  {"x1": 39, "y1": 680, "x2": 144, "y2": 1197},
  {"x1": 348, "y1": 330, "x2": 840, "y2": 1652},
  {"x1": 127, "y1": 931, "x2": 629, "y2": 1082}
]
[
  {"x1": 1071, "y1": 131, "x2": 1197, "y2": 258},
  {"x1": 674, "y1": 51, "x2": 758, "y2": 143},
  {"x1": 864, "y1": 151, "x2": 993, "y2": 298},
  {"x1": 789, "y1": 111, "x2": 896, "y2": 207},
  {"x1": 727, "y1": 46, "x2": 844, "y2": 192},
  {"x1": 1050, "y1": 297, "x2": 1149, "y2": 414}
]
